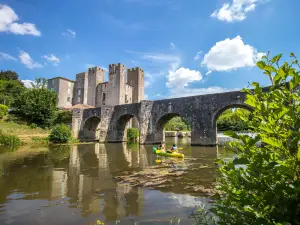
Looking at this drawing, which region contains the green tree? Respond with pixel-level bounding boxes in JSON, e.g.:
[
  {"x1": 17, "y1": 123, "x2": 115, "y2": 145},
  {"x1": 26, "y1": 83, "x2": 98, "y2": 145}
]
[
  {"x1": 164, "y1": 116, "x2": 191, "y2": 131},
  {"x1": 0, "y1": 80, "x2": 25, "y2": 106},
  {"x1": 0, "y1": 70, "x2": 19, "y2": 80},
  {"x1": 13, "y1": 78, "x2": 58, "y2": 127},
  {"x1": 217, "y1": 108, "x2": 251, "y2": 131},
  {"x1": 127, "y1": 128, "x2": 139, "y2": 142},
  {"x1": 212, "y1": 53, "x2": 300, "y2": 224}
]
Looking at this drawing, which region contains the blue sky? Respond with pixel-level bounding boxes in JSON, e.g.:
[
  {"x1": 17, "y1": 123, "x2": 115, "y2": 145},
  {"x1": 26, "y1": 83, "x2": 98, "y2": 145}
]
[{"x1": 0, "y1": 0, "x2": 299, "y2": 100}]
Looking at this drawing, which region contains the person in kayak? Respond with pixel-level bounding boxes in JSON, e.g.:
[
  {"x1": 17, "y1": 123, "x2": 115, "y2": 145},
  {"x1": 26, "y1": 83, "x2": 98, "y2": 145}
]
[{"x1": 167, "y1": 144, "x2": 177, "y2": 153}]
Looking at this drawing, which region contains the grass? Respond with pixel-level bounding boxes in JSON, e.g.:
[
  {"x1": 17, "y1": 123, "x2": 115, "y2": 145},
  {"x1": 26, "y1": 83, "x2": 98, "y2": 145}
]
[{"x1": 0, "y1": 121, "x2": 50, "y2": 144}]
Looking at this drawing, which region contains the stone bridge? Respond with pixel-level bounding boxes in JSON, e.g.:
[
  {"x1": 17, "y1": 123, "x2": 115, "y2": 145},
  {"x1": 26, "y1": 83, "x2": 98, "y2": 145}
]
[
  {"x1": 72, "y1": 89, "x2": 256, "y2": 145},
  {"x1": 72, "y1": 89, "x2": 254, "y2": 146}
]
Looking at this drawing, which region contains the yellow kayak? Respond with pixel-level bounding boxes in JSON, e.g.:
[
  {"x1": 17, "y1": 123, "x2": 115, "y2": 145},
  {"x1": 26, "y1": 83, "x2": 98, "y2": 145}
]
[{"x1": 153, "y1": 147, "x2": 184, "y2": 158}]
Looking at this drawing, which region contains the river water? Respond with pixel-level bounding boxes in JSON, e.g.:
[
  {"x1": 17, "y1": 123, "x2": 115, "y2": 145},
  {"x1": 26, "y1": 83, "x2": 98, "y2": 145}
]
[{"x1": 0, "y1": 137, "x2": 234, "y2": 225}]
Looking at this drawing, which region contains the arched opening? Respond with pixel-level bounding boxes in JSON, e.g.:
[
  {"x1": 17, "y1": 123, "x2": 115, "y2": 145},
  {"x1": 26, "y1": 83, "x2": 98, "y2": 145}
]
[
  {"x1": 80, "y1": 116, "x2": 101, "y2": 141},
  {"x1": 115, "y1": 114, "x2": 140, "y2": 142},
  {"x1": 155, "y1": 113, "x2": 191, "y2": 144},
  {"x1": 213, "y1": 104, "x2": 253, "y2": 144}
]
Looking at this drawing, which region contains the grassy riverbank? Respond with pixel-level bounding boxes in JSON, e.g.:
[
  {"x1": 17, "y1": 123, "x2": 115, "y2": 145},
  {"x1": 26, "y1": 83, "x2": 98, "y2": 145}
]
[{"x1": 0, "y1": 121, "x2": 50, "y2": 144}]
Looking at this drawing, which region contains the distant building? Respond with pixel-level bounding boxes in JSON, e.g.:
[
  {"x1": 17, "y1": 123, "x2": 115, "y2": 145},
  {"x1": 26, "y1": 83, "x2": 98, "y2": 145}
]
[
  {"x1": 47, "y1": 63, "x2": 145, "y2": 110},
  {"x1": 47, "y1": 77, "x2": 75, "y2": 109}
]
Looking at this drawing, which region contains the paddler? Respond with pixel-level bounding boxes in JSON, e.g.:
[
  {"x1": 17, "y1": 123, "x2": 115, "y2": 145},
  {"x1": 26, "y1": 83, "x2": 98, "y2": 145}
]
[{"x1": 167, "y1": 144, "x2": 177, "y2": 153}]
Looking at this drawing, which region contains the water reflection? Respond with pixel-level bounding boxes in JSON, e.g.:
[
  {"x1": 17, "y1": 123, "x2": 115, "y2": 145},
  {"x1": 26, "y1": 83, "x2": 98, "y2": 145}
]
[{"x1": 0, "y1": 139, "x2": 234, "y2": 224}]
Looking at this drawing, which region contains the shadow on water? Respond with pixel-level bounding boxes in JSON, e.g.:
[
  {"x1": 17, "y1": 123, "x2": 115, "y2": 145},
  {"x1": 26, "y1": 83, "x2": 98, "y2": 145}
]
[{"x1": 0, "y1": 137, "x2": 234, "y2": 225}]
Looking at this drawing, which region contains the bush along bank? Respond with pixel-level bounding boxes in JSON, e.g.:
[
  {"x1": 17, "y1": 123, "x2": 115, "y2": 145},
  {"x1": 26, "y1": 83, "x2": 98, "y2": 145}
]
[
  {"x1": 49, "y1": 124, "x2": 72, "y2": 144},
  {"x1": 0, "y1": 129, "x2": 21, "y2": 149}
]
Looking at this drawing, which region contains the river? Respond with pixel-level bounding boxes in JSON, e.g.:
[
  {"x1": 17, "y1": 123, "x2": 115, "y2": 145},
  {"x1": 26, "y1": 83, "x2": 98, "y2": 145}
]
[{"x1": 0, "y1": 137, "x2": 234, "y2": 225}]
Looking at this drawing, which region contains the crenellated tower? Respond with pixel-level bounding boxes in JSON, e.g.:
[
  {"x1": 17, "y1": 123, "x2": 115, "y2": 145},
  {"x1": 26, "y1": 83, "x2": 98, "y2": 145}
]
[
  {"x1": 127, "y1": 67, "x2": 144, "y2": 103},
  {"x1": 107, "y1": 63, "x2": 126, "y2": 106},
  {"x1": 87, "y1": 67, "x2": 105, "y2": 106}
]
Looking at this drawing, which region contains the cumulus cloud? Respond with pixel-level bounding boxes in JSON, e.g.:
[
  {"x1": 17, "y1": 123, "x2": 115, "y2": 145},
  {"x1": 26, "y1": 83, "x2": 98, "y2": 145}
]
[
  {"x1": 211, "y1": 0, "x2": 265, "y2": 22},
  {"x1": 21, "y1": 79, "x2": 36, "y2": 88},
  {"x1": 0, "y1": 4, "x2": 41, "y2": 36},
  {"x1": 43, "y1": 54, "x2": 60, "y2": 66},
  {"x1": 201, "y1": 36, "x2": 264, "y2": 72},
  {"x1": 167, "y1": 67, "x2": 203, "y2": 91},
  {"x1": 19, "y1": 51, "x2": 43, "y2": 69},
  {"x1": 0, "y1": 52, "x2": 16, "y2": 60},
  {"x1": 62, "y1": 29, "x2": 76, "y2": 38}
]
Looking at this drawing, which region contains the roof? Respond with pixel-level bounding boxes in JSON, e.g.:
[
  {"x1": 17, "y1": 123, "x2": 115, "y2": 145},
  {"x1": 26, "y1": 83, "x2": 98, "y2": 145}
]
[
  {"x1": 70, "y1": 104, "x2": 95, "y2": 109},
  {"x1": 61, "y1": 104, "x2": 95, "y2": 110},
  {"x1": 48, "y1": 77, "x2": 76, "y2": 83}
]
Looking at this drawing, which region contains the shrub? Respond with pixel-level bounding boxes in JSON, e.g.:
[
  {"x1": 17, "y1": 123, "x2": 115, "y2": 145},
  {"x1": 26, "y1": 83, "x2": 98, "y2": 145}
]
[
  {"x1": 211, "y1": 53, "x2": 300, "y2": 224},
  {"x1": 0, "y1": 129, "x2": 21, "y2": 147},
  {"x1": 54, "y1": 110, "x2": 72, "y2": 124},
  {"x1": 49, "y1": 124, "x2": 72, "y2": 143},
  {"x1": 0, "y1": 104, "x2": 8, "y2": 119},
  {"x1": 127, "y1": 128, "x2": 139, "y2": 141},
  {"x1": 29, "y1": 123, "x2": 37, "y2": 129}
]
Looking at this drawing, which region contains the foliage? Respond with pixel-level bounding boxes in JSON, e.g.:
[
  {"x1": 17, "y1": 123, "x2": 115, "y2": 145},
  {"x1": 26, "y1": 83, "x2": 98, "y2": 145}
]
[
  {"x1": 189, "y1": 205, "x2": 218, "y2": 225},
  {"x1": 0, "y1": 129, "x2": 21, "y2": 148},
  {"x1": 212, "y1": 53, "x2": 300, "y2": 224},
  {"x1": 46, "y1": 145, "x2": 71, "y2": 165},
  {"x1": 217, "y1": 108, "x2": 251, "y2": 131},
  {"x1": 127, "y1": 128, "x2": 139, "y2": 141},
  {"x1": 164, "y1": 116, "x2": 191, "y2": 131},
  {"x1": 13, "y1": 78, "x2": 58, "y2": 127},
  {"x1": 0, "y1": 104, "x2": 8, "y2": 119},
  {"x1": 49, "y1": 124, "x2": 72, "y2": 143},
  {"x1": 0, "y1": 79, "x2": 25, "y2": 106},
  {"x1": 29, "y1": 123, "x2": 38, "y2": 129},
  {"x1": 0, "y1": 70, "x2": 19, "y2": 80},
  {"x1": 54, "y1": 110, "x2": 72, "y2": 124}
]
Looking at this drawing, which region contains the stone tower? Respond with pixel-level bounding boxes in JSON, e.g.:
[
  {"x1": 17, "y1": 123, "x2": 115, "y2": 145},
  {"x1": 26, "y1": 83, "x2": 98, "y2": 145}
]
[
  {"x1": 107, "y1": 63, "x2": 126, "y2": 106},
  {"x1": 87, "y1": 67, "x2": 105, "y2": 106},
  {"x1": 127, "y1": 67, "x2": 144, "y2": 103},
  {"x1": 73, "y1": 72, "x2": 88, "y2": 105}
]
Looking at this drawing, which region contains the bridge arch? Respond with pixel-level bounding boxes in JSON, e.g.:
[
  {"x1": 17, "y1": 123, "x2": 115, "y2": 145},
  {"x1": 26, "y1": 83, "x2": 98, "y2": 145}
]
[
  {"x1": 114, "y1": 113, "x2": 140, "y2": 142},
  {"x1": 80, "y1": 116, "x2": 101, "y2": 141},
  {"x1": 154, "y1": 112, "x2": 191, "y2": 144},
  {"x1": 212, "y1": 103, "x2": 253, "y2": 143}
]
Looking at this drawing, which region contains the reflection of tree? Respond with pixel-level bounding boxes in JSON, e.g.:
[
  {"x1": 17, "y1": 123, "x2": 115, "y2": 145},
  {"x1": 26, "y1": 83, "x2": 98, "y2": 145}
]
[
  {"x1": 46, "y1": 145, "x2": 71, "y2": 167},
  {"x1": 124, "y1": 187, "x2": 144, "y2": 216}
]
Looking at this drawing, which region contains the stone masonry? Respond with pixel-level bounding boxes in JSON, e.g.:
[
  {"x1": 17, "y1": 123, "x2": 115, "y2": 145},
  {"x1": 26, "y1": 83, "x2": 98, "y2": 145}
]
[{"x1": 72, "y1": 89, "x2": 254, "y2": 146}]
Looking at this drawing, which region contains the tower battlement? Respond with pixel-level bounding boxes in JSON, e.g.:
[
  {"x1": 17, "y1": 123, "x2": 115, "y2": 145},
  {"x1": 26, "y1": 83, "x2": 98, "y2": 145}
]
[
  {"x1": 128, "y1": 67, "x2": 144, "y2": 72},
  {"x1": 88, "y1": 66, "x2": 105, "y2": 73}
]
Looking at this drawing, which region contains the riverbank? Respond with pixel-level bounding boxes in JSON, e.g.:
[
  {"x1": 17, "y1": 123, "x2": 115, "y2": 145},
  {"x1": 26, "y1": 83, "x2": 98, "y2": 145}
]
[{"x1": 0, "y1": 121, "x2": 50, "y2": 145}]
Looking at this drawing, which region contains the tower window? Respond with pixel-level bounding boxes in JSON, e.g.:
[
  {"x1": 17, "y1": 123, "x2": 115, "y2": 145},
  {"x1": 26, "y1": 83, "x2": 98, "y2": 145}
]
[
  {"x1": 77, "y1": 97, "x2": 80, "y2": 102},
  {"x1": 67, "y1": 97, "x2": 70, "y2": 102},
  {"x1": 102, "y1": 93, "x2": 106, "y2": 101},
  {"x1": 125, "y1": 95, "x2": 128, "y2": 103}
]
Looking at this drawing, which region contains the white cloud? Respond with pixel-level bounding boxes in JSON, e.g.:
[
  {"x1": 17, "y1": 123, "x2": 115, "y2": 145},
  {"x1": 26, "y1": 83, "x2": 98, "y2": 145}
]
[
  {"x1": 0, "y1": 52, "x2": 16, "y2": 61},
  {"x1": 43, "y1": 54, "x2": 60, "y2": 66},
  {"x1": 19, "y1": 51, "x2": 43, "y2": 69},
  {"x1": 170, "y1": 42, "x2": 176, "y2": 49},
  {"x1": 201, "y1": 36, "x2": 264, "y2": 72},
  {"x1": 211, "y1": 0, "x2": 265, "y2": 22},
  {"x1": 21, "y1": 79, "x2": 36, "y2": 88},
  {"x1": 0, "y1": 4, "x2": 40, "y2": 36},
  {"x1": 167, "y1": 67, "x2": 203, "y2": 91},
  {"x1": 194, "y1": 51, "x2": 202, "y2": 60},
  {"x1": 62, "y1": 29, "x2": 76, "y2": 38}
]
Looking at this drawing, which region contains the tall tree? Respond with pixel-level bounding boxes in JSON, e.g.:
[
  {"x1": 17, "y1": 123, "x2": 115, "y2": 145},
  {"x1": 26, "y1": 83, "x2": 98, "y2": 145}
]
[
  {"x1": 13, "y1": 78, "x2": 58, "y2": 127},
  {"x1": 0, "y1": 70, "x2": 19, "y2": 81}
]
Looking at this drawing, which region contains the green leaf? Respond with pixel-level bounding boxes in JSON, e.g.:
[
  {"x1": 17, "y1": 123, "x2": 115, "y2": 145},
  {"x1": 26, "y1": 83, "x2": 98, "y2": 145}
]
[
  {"x1": 233, "y1": 157, "x2": 250, "y2": 165},
  {"x1": 256, "y1": 60, "x2": 267, "y2": 70},
  {"x1": 224, "y1": 130, "x2": 239, "y2": 139},
  {"x1": 271, "y1": 53, "x2": 283, "y2": 63},
  {"x1": 298, "y1": 146, "x2": 300, "y2": 160}
]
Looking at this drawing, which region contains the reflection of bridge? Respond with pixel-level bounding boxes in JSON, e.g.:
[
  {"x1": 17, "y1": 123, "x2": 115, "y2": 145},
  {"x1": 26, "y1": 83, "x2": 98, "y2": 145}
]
[
  {"x1": 51, "y1": 143, "x2": 150, "y2": 219},
  {"x1": 72, "y1": 90, "x2": 252, "y2": 146}
]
